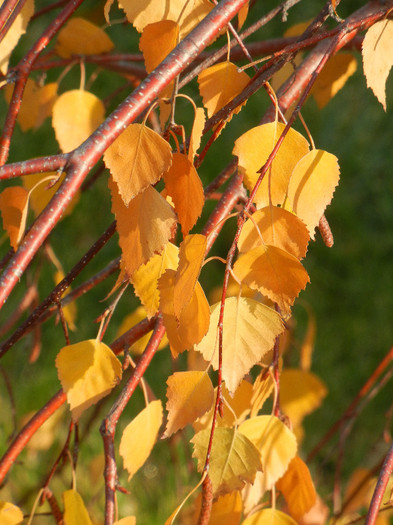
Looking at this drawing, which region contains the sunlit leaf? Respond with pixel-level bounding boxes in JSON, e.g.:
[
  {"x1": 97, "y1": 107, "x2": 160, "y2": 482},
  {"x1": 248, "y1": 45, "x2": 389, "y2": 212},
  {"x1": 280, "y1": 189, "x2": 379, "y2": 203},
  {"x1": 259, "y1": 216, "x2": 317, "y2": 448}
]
[
  {"x1": 239, "y1": 415, "x2": 297, "y2": 493},
  {"x1": 0, "y1": 501, "x2": 24, "y2": 525},
  {"x1": 287, "y1": 149, "x2": 340, "y2": 238},
  {"x1": 241, "y1": 508, "x2": 297, "y2": 525},
  {"x1": 192, "y1": 427, "x2": 262, "y2": 496},
  {"x1": 233, "y1": 122, "x2": 310, "y2": 207},
  {"x1": 140, "y1": 20, "x2": 179, "y2": 72},
  {"x1": 311, "y1": 53, "x2": 357, "y2": 108},
  {"x1": 362, "y1": 19, "x2": 393, "y2": 111},
  {"x1": 163, "y1": 153, "x2": 205, "y2": 236},
  {"x1": 119, "y1": 400, "x2": 163, "y2": 480},
  {"x1": 55, "y1": 17, "x2": 114, "y2": 58},
  {"x1": 104, "y1": 123, "x2": 172, "y2": 206},
  {"x1": 276, "y1": 456, "x2": 317, "y2": 520},
  {"x1": 63, "y1": 489, "x2": 92, "y2": 525},
  {"x1": 188, "y1": 107, "x2": 206, "y2": 161},
  {"x1": 163, "y1": 371, "x2": 214, "y2": 437},
  {"x1": 55, "y1": 339, "x2": 122, "y2": 421},
  {"x1": 233, "y1": 245, "x2": 310, "y2": 316},
  {"x1": 195, "y1": 297, "x2": 284, "y2": 393},
  {"x1": 110, "y1": 180, "x2": 177, "y2": 276},
  {"x1": 0, "y1": 186, "x2": 29, "y2": 251},
  {"x1": 116, "y1": 306, "x2": 168, "y2": 354},
  {"x1": 52, "y1": 90, "x2": 105, "y2": 152},
  {"x1": 238, "y1": 206, "x2": 309, "y2": 259}
]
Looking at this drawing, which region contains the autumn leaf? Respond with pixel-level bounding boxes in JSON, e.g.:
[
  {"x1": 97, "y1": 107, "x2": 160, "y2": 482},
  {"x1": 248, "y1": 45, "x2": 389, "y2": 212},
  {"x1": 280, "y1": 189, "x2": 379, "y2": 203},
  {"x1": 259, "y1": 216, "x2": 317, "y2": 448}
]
[
  {"x1": 163, "y1": 153, "x2": 205, "y2": 236},
  {"x1": 63, "y1": 489, "x2": 92, "y2": 525},
  {"x1": 362, "y1": 19, "x2": 393, "y2": 111},
  {"x1": 238, "y1": 206, "x2": 310, "y2": 259},
  {"x1": 55, "y1": 339, "x2": 122, "y2": 421},
  {"x1": 114, "y1": 518, "x2": 136, "y2": 525},
  {"x1": 188, "y1": 107, "x2": 206, "y2": 161},
  {"x1": 287, "y1": 149, "x2": 340, "y2": 238},
  {"x1": 0, "y1": 186, "x2": 29, "y2": 251},
  {"x1": 193, "y1": 491, "x2": 243, "y2": 525},
  {"x1": 140, "y1": 20, "x2": 179, "y2": 72},
  {"x1": 191, "y1": 426, "x2": 262, "y2": 496},
  {"x1": 276, "y1": 456, "x2": 317, "y2": 520},
  {"x1": 311, "y1": 53, "x2": 357, "y2": 109},
  {"x1": 239, "y1": 415, "x2": 297, "y2": 494},
  {"x1": 233, "y1": 122, "x2": 310, "y2": 207},
  {"x1": 109, "y1": 180, "x2": 177, "y2": 276},
  {"x1": 241, "y1": 508, "x2": 297, "y2": 525},
  {"x1": 0, "y1": 501, "x2": 24, "y2": 525},
  {"x1": 119, "y1": 400, "x2": 163, "y2": 480},
  {"x1": 195, "y1": 297, "x2": 284, "y2": 394},
  {"x1": 53, "y1": 270, "x2": 77, "y2": 331},
  {"x1": 52, "y1": 90, "x2": 105, "y2": 152},
  {"x1": 250, "y1": 370, "x2": 274, "y2": 418},
  {"x1": 116, "y1": 306, "x2": 168, "y2": 354},
  {"x1": 104, "y1": 123, "x2": 172, "y2": 205},
  {"x1": 233, "y1": 245, "x2": 310, "y2": 316},
  {"x1": 55, "y1": 17, "x2": 114, "y2": 58},
  {"x1": 163, "y1": 371, "x2": 214, "y2": 437}
]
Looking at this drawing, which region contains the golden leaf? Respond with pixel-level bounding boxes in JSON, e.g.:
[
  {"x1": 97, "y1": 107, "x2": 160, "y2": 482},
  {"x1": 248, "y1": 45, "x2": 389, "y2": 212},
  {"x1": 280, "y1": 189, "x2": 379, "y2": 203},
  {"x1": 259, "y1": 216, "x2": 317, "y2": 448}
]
[
  {"x1": 55, "y1": 17, "x2": 114, "y2": 58},
  {"x1": 188, "y1": 107, "x2": 206, "y2": 161},
  {"x1": 250, "y1": 370, "x2": 274, "y2": 418},
  {"x1": 140, "y1": 20, "x2": 179, "y2": 73},
  {"x1": 119, "y1": 400, "x2": 163, "y2": 480},
  {"x1": 241, "y1": 508, "x2": 297, "y2": 525},
  {"x1": 53, "y1": 270, "x2": 77, "y2": 331},
  {"x1": 116, "y1": 306, "x2": 168, "y2": 354},
  {"x1": 62, "y1": 489, "x2": 92, "y2": 525},
  {"x1": 0, "y1": 186, "x2": 29, "y2": 251},
  {"x1": 0, "y1": 501, "x2": 24, "y2": 525},
  {"x1": 193, "y1": 491, "x2": 243, "y2": 525}
]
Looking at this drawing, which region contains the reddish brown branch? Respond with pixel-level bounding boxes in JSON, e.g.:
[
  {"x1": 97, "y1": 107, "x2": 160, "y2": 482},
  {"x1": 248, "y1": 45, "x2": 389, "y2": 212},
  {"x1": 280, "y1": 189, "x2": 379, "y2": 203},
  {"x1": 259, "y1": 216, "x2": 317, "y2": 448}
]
[
  {"x1": 0, "y1": 0, "x2": 26, "y2": 44},
  {"x1": 365, "y1": 442, "x2": 393, "y2": 525}
]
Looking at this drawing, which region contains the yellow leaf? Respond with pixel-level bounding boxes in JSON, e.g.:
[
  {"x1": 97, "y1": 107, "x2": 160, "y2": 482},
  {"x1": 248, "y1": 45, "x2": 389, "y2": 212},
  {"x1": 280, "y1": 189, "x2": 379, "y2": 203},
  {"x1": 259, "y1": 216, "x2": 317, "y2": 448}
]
[
  {"x1": 362, "y1": 19, "x2": 393, "y2": 111},
  {"x1": 163, "y1": 153, "x2": 205, "y2": 236},
  {"x1": 195, "y1": 297, "x2": 284, "y2": 394},
  {"x1": 130, "y1": 242, "x2": 179, "y2": 318},
  {"x1": 191, "y1": 427, "x2": 262, "y2": 497},
  {"x1": 159, "y1": 270, "x2": 210, "y2": 356},
  {"x1": 287, "y1": 149, "x2": 340, "y2": 238},
  {"x1": 163, "y1": 371, "x2": 214, "y2": 438},
  {"x1": 104, "y1": 123, "x2": 172, "y2": 206},
  {"x1": 173, "y1": 234, "x2": 206, "y2": 318},
  {"x1": 198, "y1": 61, "x2": 250, "y2": 119},
  {"x1": 241, "y1": 508, "x2": 297, "y2": 525},
  {"x1": 311, "y1": 53, "x2": 357, "y2": 108},
  {"x1": 54, "y1": 270, "x2": 77, "y2": 331},
  {"x1": 193, "y1": 491, "x2": 243, "y2": 525},
  {"x1": 109, "y1": 180, "x2": 176, "y2": 276},
  {"x1": 238, "y1": 206, "x2": 309, "y2": 259},
  {"x1": 233, "y1": 245, "x2": 310, "y2": 316},
  {"x1": 52, "y1": 90, "x2": 105, "y2": 152},
  {"x1": 119, "y1": 400, "x2": 163, "y2": 480},
  {"x1": 0, "y1": 186, "x2": 29, "y2": 251},
  {"x1": 250, "y1": 369, "x2": 274, "y2": 418},
  {"x1": 63, "y1": 489, "x2": 92, "y2": 525},
  {"x1": 188, "y1": 107, "x2": 206, "y2": 161},
  {"x1": 0, "y1": 501, "x2": 24, "y2": 525},
  {"x1": 140, "y1": 20, "x2": 179, "y2": 73},
  {"x1": 55, "y1": 339, "x2": 122, "y2": 421},
  {"x1": 118, "y1": 0, "x2": 212, "y2": 38},
  {"x1": 233, "y1": 122, "x2": 310, "y2": 207},
  {"x1": 0, "y1": 0, "x2": 34, "y2": 75},
  {"x1": 276, "y1": 456, "x2": 317, "y2": 520},
  {"x1": 237, "y1": 5, "x2": 249, "y2": 31},
  {"x1": 55, "y1": 17, "x2": 114, "y2": 58},
  {"x1": 114, "y1": 518, "x2": 136, "y2": 525},
  {"x1": 279, "y1": 369, "x2": 327, "y2": 427},
  {"x1": 116, "y1": 306, "x2": 168, "y2": 354},
  {"x1": 239, "y1": 415, "x2": 297, "y2": 493}
]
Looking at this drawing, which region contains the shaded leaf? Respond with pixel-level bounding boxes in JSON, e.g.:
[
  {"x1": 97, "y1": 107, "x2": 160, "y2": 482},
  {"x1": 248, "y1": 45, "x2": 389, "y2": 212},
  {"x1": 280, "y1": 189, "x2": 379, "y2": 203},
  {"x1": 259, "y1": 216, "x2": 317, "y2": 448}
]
[
  {"x1": 163, "y1": 371, "x2": 214, "y2": 437},
  {"x1": 52, "y1": 90, "x2": 105, "y2": 152},
  {"x1": 343, "y1": 468, "x2": 375, "y2": 515},
  {"x1": 119, "y1": 400, "x2": 163, "y2": 480},
  {"x1": 241, "y1": 508, "x2": 297, "y2": 525},
  {"x1": 287, "y1": 149, "x2": 340, "y2": 238},
  {"x1": 55, "y1": 17, "x2": 114, "y2": 58},
  {"x1": 188, "y1": 107, "x2": 206, "y2": 161},
  {"x1": 63, "y1": 489, "x2": 92, "y2": 525},
  {"x1": 250, "y1": 369, "x2": 274, "y2": 418},
  {"x1": 116, "y1": 306, "x2": 168, "y2": 354},
  {"x1": 195, "y1": 297, "x2": 284, "y2": 393},
  {"x1": 104, "y1": 123, "x2": 172, "y2": 205},
  {"x1": 0, "y1": 501, "x2": 24, "y2": 525},
  {"x1": 163, "y1": 153, "x2": 205, "y2": 236},
  {"x1": 191, "y1": 427, "x2": 262, "y2": 496},
  {"x1": 193, "y1": 491, "x2": 243, "y2": 525},
  {"x1": 55, "y1": 339, "x2": 122, "y2": 421},
  {"x1": 233, "y1": 122, "x2": 310, "y2": 207},
  {"x1": 362, "y1": 19, "x2": 393, "y2": 111},
  {"x1": 0, "y1": 186, "x2": 29, "y2": 251},
  {"x1": 114, "y1": 518, "x2": 136, "y2": 525},
  {"x1": 53, "y1": 270, "x2": 77, "y2": 331}
]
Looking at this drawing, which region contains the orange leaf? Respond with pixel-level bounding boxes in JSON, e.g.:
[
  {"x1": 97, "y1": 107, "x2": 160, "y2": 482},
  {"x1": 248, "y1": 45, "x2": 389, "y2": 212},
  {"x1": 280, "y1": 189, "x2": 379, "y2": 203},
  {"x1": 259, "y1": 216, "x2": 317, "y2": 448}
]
[
  {"x1": 188, "y1": 107, "x2": 206, "y2": 161},
  {"x1": 287, "y1": 149, "x2": 340, "y2": 238},
  {"x1": 276, "y1": 456, "x2": 317, "y2": 520},
  {"x1": 139, "y1": 20, "x2": 179, "y2": 73},
  {"x1": 55, "y1": 17, "x2": 114, "y2": 58},
  {"x1": 0, "y1": 186, "x2": 29, "y2": 251},
  {"x1": 110, "y1": 180, "x2": 177, "y2": 276},
  {"x1": 362, "y1": 19, "x2": 393, "y2": 111},
  {"x1": 233, "y1": 122, "x2": 310, "y2": 207},
  {"x1": 52, "y1": 90, "x2": 105, "y2": 152},
  {"x1": 311, "y1": 53, "x2": 357, "y2": 109},
  {"x1": 238, "y1": 206, "x2": 309, "y2": 259},
  {"x1": 241, "y1": 508, "x2": 297, "y2": 525},
  {"x1": 163, "y1": 371, "x2": 214, "y2": 437},
  {"x1": 233, "y1": 245, "x2": 310, "y2": 316},
  {"x1": 104, "y1": 123, "x2": 172, "y2": 205},
  {"x1": 195, "y1": 297, "x2": 284, "y2": 393},
  {"x1": 62, "y1": 489, "x2": 92, "y2": 525},
  {"x1": 193, "y1": 491, "x2": 243, "y2": 525},
  {"x1": 119, "y1": 400, "x2": 163, "y2": 480},
  {"x1": 163, "y1": 153, "x2": 205, "y2": 236},
  {"x1": 55, "y1": 339, "x2": 122, "y2": 421},
  {"x1": 0, "y1": 501, "x2": 24, "y2": 525},
  {"x1": 198, "y1": 61, "x2": 250, "y2": 119}
]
